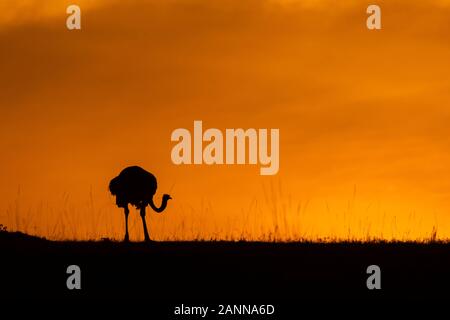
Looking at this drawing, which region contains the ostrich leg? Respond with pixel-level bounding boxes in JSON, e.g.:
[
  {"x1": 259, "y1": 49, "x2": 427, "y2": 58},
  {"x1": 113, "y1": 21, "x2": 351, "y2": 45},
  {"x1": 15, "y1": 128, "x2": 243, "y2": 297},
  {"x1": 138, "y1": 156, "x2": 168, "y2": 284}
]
[
  {"x1": 124, "y1": 206, "x2": 130, "y2": 242},
  {"x1": 140, "y1": 205, "x2": 151, "y2": 242}
]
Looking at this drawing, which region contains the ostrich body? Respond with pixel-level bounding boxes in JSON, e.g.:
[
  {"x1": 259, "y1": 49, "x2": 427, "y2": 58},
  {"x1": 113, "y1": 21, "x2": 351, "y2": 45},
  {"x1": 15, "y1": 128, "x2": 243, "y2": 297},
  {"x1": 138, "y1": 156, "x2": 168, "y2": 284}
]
[{"x1": 109, "y1": 166, "x2": 171, "y2": 242}]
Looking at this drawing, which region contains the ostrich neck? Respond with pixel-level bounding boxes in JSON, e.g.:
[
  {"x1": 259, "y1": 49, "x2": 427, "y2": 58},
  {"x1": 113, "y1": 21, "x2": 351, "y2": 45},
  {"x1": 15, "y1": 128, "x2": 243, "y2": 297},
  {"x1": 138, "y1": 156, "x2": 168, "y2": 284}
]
[{"x1": 149, "y1": 196, "x2": 168, "y2": 213}]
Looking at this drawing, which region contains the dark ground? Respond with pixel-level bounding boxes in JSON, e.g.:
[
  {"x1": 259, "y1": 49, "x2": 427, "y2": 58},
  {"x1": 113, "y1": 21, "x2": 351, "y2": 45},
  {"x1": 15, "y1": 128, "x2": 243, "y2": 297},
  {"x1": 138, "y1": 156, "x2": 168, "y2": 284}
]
[{"x1": 1, "y1": 231, "x2": 449, "y2": 316}]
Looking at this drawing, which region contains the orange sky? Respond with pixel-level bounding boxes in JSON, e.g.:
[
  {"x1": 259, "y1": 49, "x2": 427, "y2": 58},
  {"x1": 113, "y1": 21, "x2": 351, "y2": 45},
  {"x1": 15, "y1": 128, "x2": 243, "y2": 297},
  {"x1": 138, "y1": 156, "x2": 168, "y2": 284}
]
[{"x1": 1, "y1": 0, "x2": 450, "y2": 241}]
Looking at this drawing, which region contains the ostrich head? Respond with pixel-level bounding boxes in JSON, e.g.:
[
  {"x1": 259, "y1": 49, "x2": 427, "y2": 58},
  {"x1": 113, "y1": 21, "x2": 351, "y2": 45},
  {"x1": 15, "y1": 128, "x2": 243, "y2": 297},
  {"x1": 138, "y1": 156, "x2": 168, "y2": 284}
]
[{"x1": 163, "y1": 194, "x2": 172, "y2": 201}]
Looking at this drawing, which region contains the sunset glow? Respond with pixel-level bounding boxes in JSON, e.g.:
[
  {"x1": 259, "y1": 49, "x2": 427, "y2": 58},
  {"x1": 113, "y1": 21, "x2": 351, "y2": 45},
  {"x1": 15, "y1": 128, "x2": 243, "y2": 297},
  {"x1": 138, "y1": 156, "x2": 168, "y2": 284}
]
[{"x1": 1, "y1": 0, "x2": 450, "y2": 241}]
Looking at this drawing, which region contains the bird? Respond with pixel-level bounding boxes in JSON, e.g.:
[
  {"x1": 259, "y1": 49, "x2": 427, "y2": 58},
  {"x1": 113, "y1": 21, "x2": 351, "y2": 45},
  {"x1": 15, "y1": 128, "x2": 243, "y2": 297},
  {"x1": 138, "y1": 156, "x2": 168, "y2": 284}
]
[{"x1": 109, "y1": 166, "x2": 172, "y2": 242}]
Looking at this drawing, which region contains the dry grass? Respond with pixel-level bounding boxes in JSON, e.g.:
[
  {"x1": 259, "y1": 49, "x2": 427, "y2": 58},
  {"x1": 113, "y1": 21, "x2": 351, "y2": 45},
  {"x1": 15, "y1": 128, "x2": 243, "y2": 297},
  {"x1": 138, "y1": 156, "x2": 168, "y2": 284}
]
[{"x1": 0, "y1": 183, "x2": 446, "y2": 243}]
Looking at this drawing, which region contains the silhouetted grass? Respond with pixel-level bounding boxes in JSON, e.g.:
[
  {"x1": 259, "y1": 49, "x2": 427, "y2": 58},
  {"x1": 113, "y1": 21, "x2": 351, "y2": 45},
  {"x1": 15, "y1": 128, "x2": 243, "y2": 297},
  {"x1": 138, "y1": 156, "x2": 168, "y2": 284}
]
[{"x1": 1, "y1": 182, "x2": 446, "y2": 242}]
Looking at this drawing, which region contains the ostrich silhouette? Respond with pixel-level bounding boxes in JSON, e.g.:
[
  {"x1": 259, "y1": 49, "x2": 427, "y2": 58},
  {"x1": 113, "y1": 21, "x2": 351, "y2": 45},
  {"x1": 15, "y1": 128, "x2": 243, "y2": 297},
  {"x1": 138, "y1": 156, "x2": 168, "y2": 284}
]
[{"x1": 109, "y1": 166, "x2": 172, "y2": 242}]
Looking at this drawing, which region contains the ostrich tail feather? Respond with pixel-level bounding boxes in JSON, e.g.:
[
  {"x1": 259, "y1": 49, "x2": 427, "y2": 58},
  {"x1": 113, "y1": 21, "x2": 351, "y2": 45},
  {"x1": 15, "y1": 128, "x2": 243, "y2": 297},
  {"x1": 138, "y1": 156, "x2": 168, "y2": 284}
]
[{"x1": 109, "y1": 176, "x2": 120, "y2": 195}]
